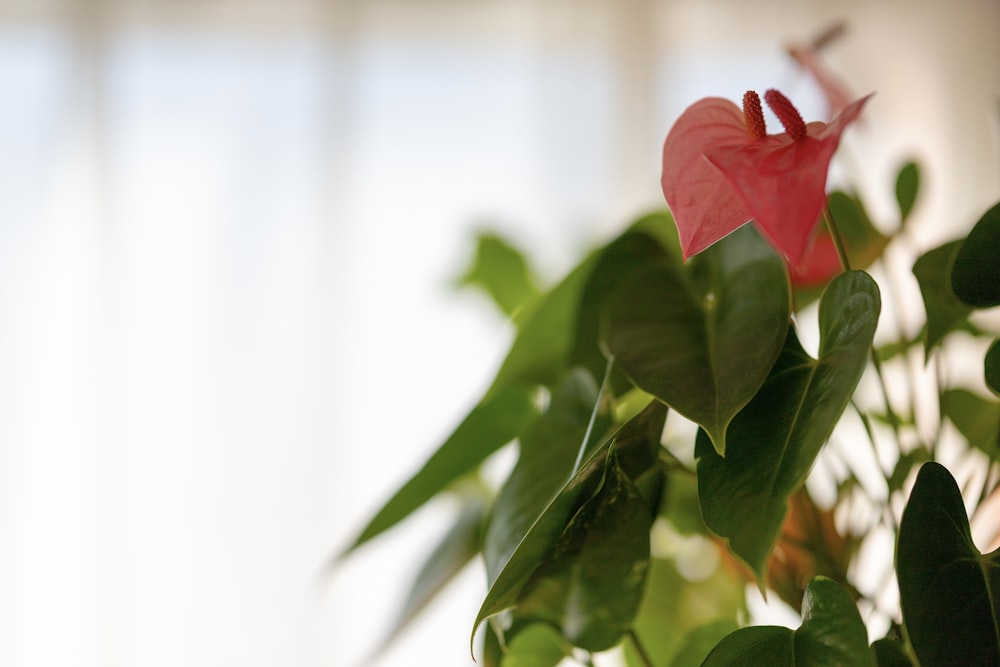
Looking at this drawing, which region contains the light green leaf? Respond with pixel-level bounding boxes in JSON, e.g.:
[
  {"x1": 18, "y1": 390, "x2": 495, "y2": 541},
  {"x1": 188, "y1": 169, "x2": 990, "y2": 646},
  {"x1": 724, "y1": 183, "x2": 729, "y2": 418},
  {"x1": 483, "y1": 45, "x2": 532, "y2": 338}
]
[
  {"x1": 500, "y1": 624, "x2": 571, "y2": 667},
  {"x1": 895, "y1": 161, "x2": 921, "y2": 224},
  {"x1": 897, "y1": 462, "x2": 1000, "y2": 666},
  {"x1": 941, "y1": 388, "x2": 1000, "y2": 459},
  {"x1": 604, "y1": 224, "x2": 790, "y2": 455},
  {"x1": 697, "y1": 271, "x2": 880, "y2": 580},
  {"x1": 913, "y1": 241, "x2": 972, "y2": 358},
  {"x1": 458, "y1": 230, "x2": 540, "y2": 320},
  {"x1": 341, "y1": 387, "x2": 537, "y2": 555},
  {"x1": 952, "y1": 200, "x2": 1000, "y2": 308},
  {"x1": 474, "y1": 400, "x2": 667, "y2": 651},
  {"x1": 667, "y1": 620, "x2": 741, "y2": 667},
  {"x1": 701, "y1": 577, "x2": 876, "y2": 666}
]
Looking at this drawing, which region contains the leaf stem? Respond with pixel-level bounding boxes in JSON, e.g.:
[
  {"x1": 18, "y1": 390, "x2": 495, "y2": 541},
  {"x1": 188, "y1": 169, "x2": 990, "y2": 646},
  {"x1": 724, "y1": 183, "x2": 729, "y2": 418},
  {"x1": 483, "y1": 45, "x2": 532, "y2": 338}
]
[
  {"x1": 627, "y1": 630, "x2": 656, "y2": 667},
  {"x1": 823, "y1": 205, "x2": 853, "y2": 272},
  {"x1": 572, "y1": 354, "x2": 615, "y2": 475}
]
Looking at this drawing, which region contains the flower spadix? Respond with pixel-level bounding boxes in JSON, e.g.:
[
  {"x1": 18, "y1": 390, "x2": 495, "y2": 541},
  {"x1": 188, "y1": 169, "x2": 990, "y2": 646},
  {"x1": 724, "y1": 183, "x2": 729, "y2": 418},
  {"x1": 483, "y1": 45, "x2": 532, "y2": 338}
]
[{"x1": 661, "y1": 88, "x2": 871, "y2": 261}]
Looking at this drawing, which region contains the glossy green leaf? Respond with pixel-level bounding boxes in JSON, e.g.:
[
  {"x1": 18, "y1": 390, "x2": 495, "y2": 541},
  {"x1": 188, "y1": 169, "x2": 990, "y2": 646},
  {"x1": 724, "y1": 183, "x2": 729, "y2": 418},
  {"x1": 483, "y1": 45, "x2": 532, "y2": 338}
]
[
  {"x1": 373, "y1": 493, "x2": 486, "y2": 656},
  {"x1": 625, "y1": 557, "x2": 745, "y2": 667},
  {"x1": 952, "y1": 200, "x2": 1000, "y2": 308},
  {"x1": 986, "y1": 339, "x2": 1000, "y2": 397},
  {"x1": 897, "y1": 462, "x2": 1000, "y2": 666},
  {"x1": 697, "y1": 271, "x2": 880, "y2": 580},
  {"x1": 895, "y1": 161, "x2": 920, "y2": 224},
  {"x1": 499, "y1": 624, "x2": 571, "y2": 667},
  {"x1": 702, "y1": 577, "x2": 876, "y2": 666},
  {"x1": 913, "y1": 241, "x2": 972, "y2": 358},
  {"x1": 941, "y1": 388, "x2": 1000, "y2": 459},
  {"x1": 570, "y1": 229, "x2": 668, "y2": 396},
  {"x1": 483, "y1": 370, "x2": 605, "y2": 583},
  {"x1": 514, "y1": 447, "x2": 651, "y2": 651},
  {"x1": 458, "y1": 231, "x2": 540, "y2": 320},
  {"x1": 342, "y1": 387, "x2": 537, "y2": 555},
  {"x1": 474, "y1": 400, "x2": 667, "y2": 650},
  {"x1": 604, "y1": 224, "x2": 790, "y2": 455}
]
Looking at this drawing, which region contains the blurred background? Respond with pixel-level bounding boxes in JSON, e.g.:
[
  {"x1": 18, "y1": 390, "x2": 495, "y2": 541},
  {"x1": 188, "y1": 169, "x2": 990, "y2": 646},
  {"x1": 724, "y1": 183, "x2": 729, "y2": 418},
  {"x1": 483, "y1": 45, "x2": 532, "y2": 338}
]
[{"x1": 0, "y1": 1, "x2": 997, "y2": 666}]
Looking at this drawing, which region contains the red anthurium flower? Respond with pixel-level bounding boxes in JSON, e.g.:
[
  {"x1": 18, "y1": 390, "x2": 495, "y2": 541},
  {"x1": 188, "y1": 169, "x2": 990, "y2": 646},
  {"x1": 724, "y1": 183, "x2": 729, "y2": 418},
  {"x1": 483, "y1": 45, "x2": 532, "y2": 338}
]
[{"x1": 661, "y1": 88, "x2": 871, "y2": 262}]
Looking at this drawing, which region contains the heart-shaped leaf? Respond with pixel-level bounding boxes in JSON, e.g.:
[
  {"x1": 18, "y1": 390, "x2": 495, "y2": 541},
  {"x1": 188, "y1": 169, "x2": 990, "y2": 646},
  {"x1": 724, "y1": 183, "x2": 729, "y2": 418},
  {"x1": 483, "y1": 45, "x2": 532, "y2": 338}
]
[
  {"x1": 701, "y1": 577, "x2": 876, "y2": 666},
  {"x1": 897, "y1": 461, "x2": 1000, "y2": 666},
  {"x1": 603, "y1": 224, "x2": 790, "y2": 455},
  {"x1": 697, "y1": 271, "x2": 880, "y2": 580},
  {"x1": 474, "y1": 400, "x2": 667, "y2": 651},
  {"x1": 940, "y1": 388, "x2": 1000, "y2": 459},
  {"x1": 913, "y1": 241, "x2": 972, "y2": 359},
  {"x1": 341, "y1": 386, "x2": 537, "y2": 555},
  {"x1": 951, "y1": 200, "x2": 1000, "y2": 308},
  {"x1": 986, "y1": 339, "x2": 1000, "y2": 398}
]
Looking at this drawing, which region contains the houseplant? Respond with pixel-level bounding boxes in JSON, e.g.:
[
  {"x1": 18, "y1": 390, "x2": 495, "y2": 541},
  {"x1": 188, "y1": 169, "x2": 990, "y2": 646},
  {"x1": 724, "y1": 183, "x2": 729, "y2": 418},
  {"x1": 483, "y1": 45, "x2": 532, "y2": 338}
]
[{"x1": 339, "y1": 30, "x2": 1000, "y2": 666}]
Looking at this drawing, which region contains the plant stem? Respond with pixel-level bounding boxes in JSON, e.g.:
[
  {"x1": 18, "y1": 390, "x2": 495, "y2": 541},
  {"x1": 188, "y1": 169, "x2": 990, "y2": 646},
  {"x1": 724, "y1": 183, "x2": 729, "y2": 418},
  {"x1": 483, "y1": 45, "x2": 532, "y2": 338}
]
[
  {"x1": 823, "y1": 205, "x2": 853, "y2": 272},
  {"x1": 572, "y1": 354, "x2": 615, "y2": 475},
  {"x1": 627, "y1": 630, "x2": 656, "y2": 667}
]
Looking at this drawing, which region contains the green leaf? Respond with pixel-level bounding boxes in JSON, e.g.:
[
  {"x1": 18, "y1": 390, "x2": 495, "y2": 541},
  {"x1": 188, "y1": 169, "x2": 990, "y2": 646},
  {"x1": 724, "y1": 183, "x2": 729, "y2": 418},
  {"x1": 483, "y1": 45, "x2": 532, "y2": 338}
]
[
  {"x1": 499, "y1": 624, "x2": 571, "y2": 667},
  {"x1": 952, "y1": 200, "x2": 1000, "y2": 308},
  {"x1": 570, "y1": 230, "x2": 668, "y2": 396},
  {"x1": 913, "y1": 241, "x2": 973, "y2": 358},
  {"x1": 514, "y1": 447, "x2": 652, "y2": 651},
  {"x1": 604, "y1": 224, "x2": 790, "y2": 455},
  {"x1": 701, "y1": 577, "x2": 876, "y2": 666},
  {"x1": 667, "y1": 620, "x2": 741, "y2": 667},
  {"x1": 986, "y1": 339, "x2": 1000, "y2": 397},
  {"x1": 828, "y1": 190, "x2": 890, "y2": 270},
  {"x1": 895, "y1": 161, "x2": 921, "y2": 224},
  {"x1": 458, "y1": 231, "x2": 540, "y2": 320},
  {"x1": 483, "y1": 370, "x2": 606, "y2": 584},
  {"x1": 897, "y1": 461, "x2": 1000, "y2": 666},
  {"x1": 941, "y1": 388, "x2": 1000, "y2": 459},
  {"x1": 342, "y1": 387, "x2": 537, "y2": 555},
  {"x1": 474, "y1": 400, "x2": 667, "y2": 650},
  {"x1": 697, "y1": 271, "x2": 880, "y2": 580},
  {"x1": 625, "y1": 557, "x2": 746, "y2": 667}
]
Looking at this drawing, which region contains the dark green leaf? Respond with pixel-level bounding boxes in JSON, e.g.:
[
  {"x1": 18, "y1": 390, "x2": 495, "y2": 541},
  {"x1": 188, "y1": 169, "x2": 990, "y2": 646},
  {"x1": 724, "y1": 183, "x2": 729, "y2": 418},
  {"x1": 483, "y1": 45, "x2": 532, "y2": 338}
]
[
  {"x1": 913, "y1": 241, "x2": 973, "y2": 358},
  {"x1": 872, "y1": 635, "x2": 915, "y2": 667},
  {"x1": 604, "y1": 224, "x2": 790, "y2": 455},
  {"x1": 483, "y1": 370, "x2": 605, "y2": 584},
  {"x1": 514, "y1": 447, "x2": 651, "y2": 651},
  {"x1": 474, "y1": 400, "x2": 667, "y2": 650},
  {"x1": 941, "y1": 388, "x2": 1000, "y2": 459},
  {"x1": 897, "y1": 462, "x2": 1000, "y2": 666},
  {"x1": 342, "y1": 387, "x2": 537, "y2": 555},
  {"x1": 701, "y1": 577, "x2": 875, "y2": 666},
  {"x1": 625, "y1": 557, "x2": 746, "y2": 667},
  {"x1": 894, "y1": 161, "x2": 920, "y2": 224},
  {"x1": 986, "y1": 339, "x2": 1000, "y2": 397},
  {"x1": 458, "y1": 231, "x2": 540, "y2": 320},
  {"x1": 952, "y1": 200, "x2": 1000, "y2": 308},
  {"x1": 697, "y1": 271, "x2": 880, "y2": 580}
]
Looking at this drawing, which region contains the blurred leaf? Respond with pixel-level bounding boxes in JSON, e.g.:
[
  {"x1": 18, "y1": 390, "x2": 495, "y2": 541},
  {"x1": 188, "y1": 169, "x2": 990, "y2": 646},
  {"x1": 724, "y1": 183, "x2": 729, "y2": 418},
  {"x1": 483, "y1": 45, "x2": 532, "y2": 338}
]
[
  {"x1": 514, "y1": 447, "x2": 652, "y2": 651},
  {"x1": 341, "y1": 387, "x2": 537, "y2": 555},
  {"x1": 701, "y1": 577, "x2": 876, "y2": 666},
  {"x1": 663, "y1": 471, "x2": 705, "y2": 536},
  {"x1": 483, "y1": 370, "x2": 606, "y2": 584},
  {"x1": 667, "y1": 620, "x2": 741, "y2": 667},
  {"x1": 458, "y1": 231, "x2": 540, "y2": 320},
  {"x1": 952, "y1": 200, "x2": 1000, "y2": 308},
  {"x1": 986, "y1": 339, "x2": 1000, "y2": 397},
  {"x1": 897, "y1": 462, "x2": 1000, "y2": 665},
  {"x1": 872, "y1": 628, "x2": 916, "y2": 667},
  {"x1": 570, "y1": 230, "x2": 668, "y2": 396},
  {"x1": 475, "y1": 400, "x2": 667, "y2": 650},
  {"x1": 373, "y1": 492, "x2": 486, "y2": 655},
  {"x1": 697, "y1": 271, "x2": 880, "y2": 581},
  {"x1": 888, "y1": 448, "x2": 931, "y2": 493},
  {"x1": 604, "y1": 224, "x2": 790, "y2": 455},
  {"x1": 913, "y1": 241, "x2": 972, "y2": 358},
  {"x1": 941, "y1": 388, "x2": 1000, "y2": 459},
  {"x1": 895, "y1": 161, "x2": 921, "y2": 224},
  {"x1": 500, "y1": 624, "x2": 571, "y2": 667},
  {"x1": 624, "y1": 557, "x2": 746, "y2": 667}
]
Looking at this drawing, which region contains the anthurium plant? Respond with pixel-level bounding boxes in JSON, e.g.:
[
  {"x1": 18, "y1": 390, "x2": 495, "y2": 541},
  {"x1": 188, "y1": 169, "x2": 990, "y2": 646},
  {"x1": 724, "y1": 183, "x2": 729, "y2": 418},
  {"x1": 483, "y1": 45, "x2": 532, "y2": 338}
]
[{"x1": 339, "y1": 31, "x2": 1000, "y2": 667}]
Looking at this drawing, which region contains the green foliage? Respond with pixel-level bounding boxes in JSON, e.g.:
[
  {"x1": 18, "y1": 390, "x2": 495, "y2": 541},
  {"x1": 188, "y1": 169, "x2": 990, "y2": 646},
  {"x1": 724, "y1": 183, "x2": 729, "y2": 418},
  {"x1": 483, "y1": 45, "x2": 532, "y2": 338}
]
[
  {"x1": 604, "y1": 224, "x2": 790, "y2": 455},
  {"x1": 940, "y1": 388, "x2": 1000, "y2": 458},
  {"x1": 897, "y1": 462, "x2": 1000, "y2": 666},
  {"x1": 894, "y1": 161, "x2": 921, "y2": 224},
  {"x1": 701, "y1": 577, "x2": 876, "y2": 666},
  {"x1": 458, "y1": 231, "x2": 540, "y2": 320},
  {"x1": 697, "y1": 271, "x2": 879, "y2": 580},
  {"x1": 987, "y1": 339, "x2": 1000, "y2": 397},
  {"x1": 952, "y1": 201, "x2": 1000, "y2": 308},
  {"x1": 913, "y1": 241, "x2": 972, "y2": 358}
]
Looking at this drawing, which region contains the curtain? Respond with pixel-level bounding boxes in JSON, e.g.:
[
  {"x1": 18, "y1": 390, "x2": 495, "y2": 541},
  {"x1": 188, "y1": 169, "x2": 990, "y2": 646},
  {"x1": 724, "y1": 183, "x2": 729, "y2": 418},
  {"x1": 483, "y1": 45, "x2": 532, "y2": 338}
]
[{"x1": 0, "y1": 2, "x2": 996, "y2": 666}]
